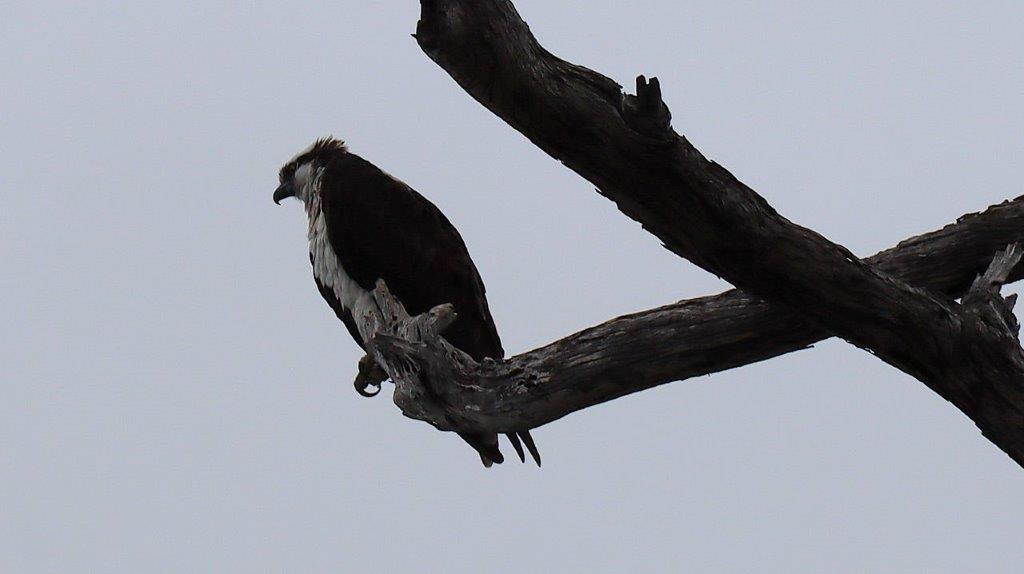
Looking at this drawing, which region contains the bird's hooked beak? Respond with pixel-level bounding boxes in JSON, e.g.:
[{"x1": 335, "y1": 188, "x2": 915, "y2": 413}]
[{"x1": 273, "y1": 181, "x2": 295, "y2": 205}]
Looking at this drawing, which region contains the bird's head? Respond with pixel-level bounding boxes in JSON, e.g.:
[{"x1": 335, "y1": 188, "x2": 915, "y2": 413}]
[{"x1": 273, "y1": 137, "x2": 348, "y2": 205}]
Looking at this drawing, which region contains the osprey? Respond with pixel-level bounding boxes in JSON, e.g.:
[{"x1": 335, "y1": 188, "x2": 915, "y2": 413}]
[{"x1": 273, "y1": 137, "x2": 539, "y2": 467}]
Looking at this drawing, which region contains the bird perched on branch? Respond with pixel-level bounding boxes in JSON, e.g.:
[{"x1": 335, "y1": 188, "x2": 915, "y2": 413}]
[{"x1": 273, "y1": 137, "x2": 539, "y2": 467}]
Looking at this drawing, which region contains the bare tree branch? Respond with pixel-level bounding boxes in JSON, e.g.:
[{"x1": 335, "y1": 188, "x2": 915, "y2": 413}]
[
  {"x1": 407, "y1": 0, "x2": 1024, "y2": 465},
  {"x1": 357, "y1": 198, "x2": 1024, "y2": 451}
]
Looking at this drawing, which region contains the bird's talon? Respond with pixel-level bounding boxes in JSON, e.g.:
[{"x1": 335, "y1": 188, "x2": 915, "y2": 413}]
[{"x1": 355, "y1": 379, "x2": 382, "y2": 398}]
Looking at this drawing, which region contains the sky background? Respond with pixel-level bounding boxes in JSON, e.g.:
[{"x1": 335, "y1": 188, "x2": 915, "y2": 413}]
[{"x1": 3, "y1": 1, "x2": 1024, "y2": 572}]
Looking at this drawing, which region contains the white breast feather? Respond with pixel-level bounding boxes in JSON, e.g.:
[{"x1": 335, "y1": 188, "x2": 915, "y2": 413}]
[{"x1": 304, "y1": 168, "x2": 375, "y2": 337}]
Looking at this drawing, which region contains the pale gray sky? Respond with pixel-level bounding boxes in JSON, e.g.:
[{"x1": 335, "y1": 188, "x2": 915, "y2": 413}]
[{"x1": 3, "y1": 2, "x2": 1023, "y2": 572}]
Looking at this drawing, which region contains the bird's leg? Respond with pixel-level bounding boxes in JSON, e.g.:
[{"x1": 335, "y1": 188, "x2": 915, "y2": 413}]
[{"x1": 354, "y1": 354, "x2": 389, "y2": 397}]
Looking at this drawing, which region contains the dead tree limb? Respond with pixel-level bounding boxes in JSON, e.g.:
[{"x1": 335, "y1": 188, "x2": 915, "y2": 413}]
[
  {"x1": 356, "y1": 198, "x2": 1024, "y2": 457},
  {"x1": 398, "y1": 0, "x2": 1024, "y2": 465}
]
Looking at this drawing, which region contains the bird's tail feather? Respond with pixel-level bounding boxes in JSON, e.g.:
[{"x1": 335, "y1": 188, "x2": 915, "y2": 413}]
[
  {"x1": 458, "y1": 431, "x2": 504, "y2": 467},
  {"x1": 507, "y1": 432, "x2": 526, "y2": 463},
  {"x1": 519, "y1": 430, "x2": 541, "y2": 466},
  {"x1": 505, "y1": 431, "x2": 541, "y2": 466},
  {"x1": 459, "y1": 431, "x2": 542, "y2": 467}
]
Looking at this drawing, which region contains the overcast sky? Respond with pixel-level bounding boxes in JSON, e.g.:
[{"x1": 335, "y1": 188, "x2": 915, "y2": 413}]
[{"x1": 3, "y1": 1, "x2": 1024, "y2": 572}]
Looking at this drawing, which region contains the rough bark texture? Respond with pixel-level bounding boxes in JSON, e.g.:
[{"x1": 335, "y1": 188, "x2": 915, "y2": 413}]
[{"x1": 356, "y1": 0, "x2": 1024, "y2": 466}]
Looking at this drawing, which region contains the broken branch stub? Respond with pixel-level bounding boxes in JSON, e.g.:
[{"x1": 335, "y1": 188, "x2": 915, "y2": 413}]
[{"x1": 354, "y1": 280, "x2": 485, "y2": 432}]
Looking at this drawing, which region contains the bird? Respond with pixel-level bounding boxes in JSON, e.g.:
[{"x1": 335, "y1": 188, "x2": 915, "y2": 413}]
[{"x1": 273, "y1": 137, "x2": 539, "y2": 467}]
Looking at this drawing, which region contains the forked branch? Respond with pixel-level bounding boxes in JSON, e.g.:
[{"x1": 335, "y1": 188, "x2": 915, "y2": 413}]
[{"x1": 400, "y1": 0, "x2": 1024, "y2": 466}]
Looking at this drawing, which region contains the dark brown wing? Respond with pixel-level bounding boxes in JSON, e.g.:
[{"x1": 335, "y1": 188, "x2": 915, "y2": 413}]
[{"x1": 318, "y1": 152, "x2": 503, "y2": 360}]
